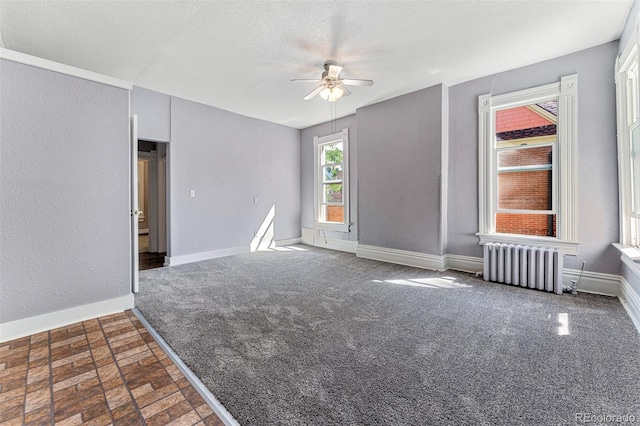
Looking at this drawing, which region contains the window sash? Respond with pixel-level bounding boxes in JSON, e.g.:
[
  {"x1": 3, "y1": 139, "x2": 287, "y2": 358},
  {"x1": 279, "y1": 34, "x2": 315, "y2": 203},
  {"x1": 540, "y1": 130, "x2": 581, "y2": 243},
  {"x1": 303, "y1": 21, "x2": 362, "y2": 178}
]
[
  {"x1": 492, "y1": 115, "x2": 558, "y2": 219},
  {"x1": 495, "y1": 142, "x2": 555, "y2": 152},
  {"x1": 313, "y1": 129, "x2": 349, "y2": 229},
  {"x1": 322, "y1": 182, "x2": 343, "y2": 203},
  {"x1": 498, "y1": 165, "x2": 552, "y2": 172},
  {"x1": 496, "y1": 208, "x2": 555, "y2": 214}
]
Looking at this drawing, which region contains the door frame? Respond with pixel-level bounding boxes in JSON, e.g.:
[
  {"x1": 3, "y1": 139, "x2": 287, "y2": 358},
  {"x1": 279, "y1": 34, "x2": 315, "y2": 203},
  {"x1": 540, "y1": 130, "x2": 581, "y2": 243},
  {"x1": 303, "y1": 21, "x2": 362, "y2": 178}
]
[
  {"x1": 131, "y1": 115, "x2": 139, "y2": 293},
  {"x1": 131, "y1": 118, "x2": 171, "y2": 293},
  {"x1": 138, "y1": 145, "x2": 168, "y2": 255},
  {"x1": 138, "y1": 152, "x2": 157, "y2": 251}
]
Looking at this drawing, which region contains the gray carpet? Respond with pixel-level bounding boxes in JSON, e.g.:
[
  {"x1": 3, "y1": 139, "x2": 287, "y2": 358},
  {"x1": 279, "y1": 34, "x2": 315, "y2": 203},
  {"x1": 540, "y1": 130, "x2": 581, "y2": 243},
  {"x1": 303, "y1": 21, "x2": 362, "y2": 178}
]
[{"x1": 136, "y1": 245, "x2": 640, "y2": 425}]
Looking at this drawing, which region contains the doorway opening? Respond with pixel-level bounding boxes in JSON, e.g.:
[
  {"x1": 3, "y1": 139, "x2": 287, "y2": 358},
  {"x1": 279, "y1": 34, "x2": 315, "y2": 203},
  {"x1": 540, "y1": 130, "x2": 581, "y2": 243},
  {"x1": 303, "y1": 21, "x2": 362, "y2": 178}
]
[{"x1": 138, "y1": 140, "x2": 167, "y2": 270}]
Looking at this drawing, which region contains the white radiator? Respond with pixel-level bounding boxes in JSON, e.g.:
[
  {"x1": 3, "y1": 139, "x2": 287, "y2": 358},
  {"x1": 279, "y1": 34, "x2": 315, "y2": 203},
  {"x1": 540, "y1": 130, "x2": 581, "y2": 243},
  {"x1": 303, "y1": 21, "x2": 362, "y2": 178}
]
[{"x1": 482, "y1": 243, "x2": 564, "y2": 294}]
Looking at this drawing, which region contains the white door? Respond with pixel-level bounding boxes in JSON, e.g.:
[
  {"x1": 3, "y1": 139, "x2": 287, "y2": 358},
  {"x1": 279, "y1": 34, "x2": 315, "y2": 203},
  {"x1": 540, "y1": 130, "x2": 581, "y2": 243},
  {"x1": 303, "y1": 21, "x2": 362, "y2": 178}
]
[{"x1": 131, "y1": 115, "x2": 140, "y2": 293}]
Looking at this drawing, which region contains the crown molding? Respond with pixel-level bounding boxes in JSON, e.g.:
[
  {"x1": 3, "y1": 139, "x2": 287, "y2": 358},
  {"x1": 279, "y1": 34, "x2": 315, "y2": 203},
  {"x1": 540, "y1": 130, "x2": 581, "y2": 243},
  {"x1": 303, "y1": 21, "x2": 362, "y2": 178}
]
[{"x1": 0, "y1": 48, "x2": 132, "y2": 90}]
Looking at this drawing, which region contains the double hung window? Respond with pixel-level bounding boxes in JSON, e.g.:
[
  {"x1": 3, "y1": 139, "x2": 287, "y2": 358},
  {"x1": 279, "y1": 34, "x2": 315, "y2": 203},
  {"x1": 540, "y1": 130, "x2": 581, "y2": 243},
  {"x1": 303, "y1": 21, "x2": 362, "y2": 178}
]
[
  {"x1": 314, "y1": 129, "x2": 349, "y2": 231},
  {"x1": 616, "y1": 45, "x2": 640, "y2": 246},
  {"x1": 478, "y1": 75, "x2": 579, "y2": 253}
]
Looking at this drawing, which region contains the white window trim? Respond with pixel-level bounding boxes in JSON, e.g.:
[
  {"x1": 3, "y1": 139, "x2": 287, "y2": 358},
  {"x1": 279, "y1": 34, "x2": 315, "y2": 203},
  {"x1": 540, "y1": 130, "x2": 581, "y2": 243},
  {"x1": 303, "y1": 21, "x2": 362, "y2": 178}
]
[
  {"x1": 477, "y1": 75, "x2": 580, "y2": 255},
  {"x1": 613, "y1": 26, "x2": 640, "y2": 277},
  {"x1": 313, "y1": 128, "x2": 350, "y2": 232},
  {"x1": 616, "y1": 38, "x2": 639, "y2": 247}
]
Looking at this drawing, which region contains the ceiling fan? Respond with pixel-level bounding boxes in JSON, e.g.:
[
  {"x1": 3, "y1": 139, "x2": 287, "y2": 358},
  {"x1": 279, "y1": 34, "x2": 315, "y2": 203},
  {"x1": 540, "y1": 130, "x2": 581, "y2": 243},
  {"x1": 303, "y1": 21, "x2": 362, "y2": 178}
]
[{"x1": 292, "y1": 62, "x2": 374, "y2": 102}]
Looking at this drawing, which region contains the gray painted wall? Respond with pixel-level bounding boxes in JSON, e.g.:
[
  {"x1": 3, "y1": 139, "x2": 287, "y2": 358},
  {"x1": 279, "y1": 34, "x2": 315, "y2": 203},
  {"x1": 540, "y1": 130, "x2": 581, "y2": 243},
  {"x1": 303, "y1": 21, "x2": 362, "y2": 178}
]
[
  {"x1": 0, "y1": 59, "x2": 131, "y2": 323},
  {"x1": 131, "y1": 86, "x2": 171, "y2": 143},
  {"x1": 619, "y1": 0, "x2": 640, "y2": 53},
  {"x1": 448, "y1": 42, "x2": 620, "y2": 274},
  {"x1": 357, "y1": 85, "x2": 444, "y2": 254},
  {"x1": 169, "y1": 96, "x2": 300, "y2": 256},
  {"x1": 300, "y1": 114, "x2": 358, "y2": 241}
]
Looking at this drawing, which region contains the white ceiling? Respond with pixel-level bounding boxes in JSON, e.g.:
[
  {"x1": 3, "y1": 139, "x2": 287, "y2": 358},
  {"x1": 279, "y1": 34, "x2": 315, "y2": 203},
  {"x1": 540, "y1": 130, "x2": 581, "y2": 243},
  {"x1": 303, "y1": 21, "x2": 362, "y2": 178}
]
[{"x1": 0, "y1": 1, "x2": 633, "y2": 129}]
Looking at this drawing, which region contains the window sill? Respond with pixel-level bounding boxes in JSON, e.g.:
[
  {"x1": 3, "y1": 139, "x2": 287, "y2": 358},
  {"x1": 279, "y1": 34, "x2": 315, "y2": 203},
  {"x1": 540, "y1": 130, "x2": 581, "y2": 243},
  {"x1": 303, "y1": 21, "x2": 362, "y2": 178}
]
[
  {"x1": 476, "y1": 233, "x2": 580, "y2": 255},
  {"x1": 613, "y1": 243, "x2": 640, "y2": 279},
  {"x1": 314, "y1": 222, "x2": 350, "y2": 232}
]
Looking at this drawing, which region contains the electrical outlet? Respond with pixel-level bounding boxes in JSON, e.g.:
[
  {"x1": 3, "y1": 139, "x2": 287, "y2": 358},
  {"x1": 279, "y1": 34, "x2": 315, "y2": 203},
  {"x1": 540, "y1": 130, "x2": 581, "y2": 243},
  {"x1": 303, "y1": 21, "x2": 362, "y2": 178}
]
[{"x1": 190, "y1": 190, "x2": 196, "y2": 198}]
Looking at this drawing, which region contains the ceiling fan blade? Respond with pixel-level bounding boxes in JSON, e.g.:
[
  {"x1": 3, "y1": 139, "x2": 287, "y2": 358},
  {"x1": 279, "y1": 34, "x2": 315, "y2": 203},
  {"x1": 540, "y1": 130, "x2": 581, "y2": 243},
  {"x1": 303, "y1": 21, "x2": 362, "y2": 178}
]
[
  {"x1": 340, "y1": 85, "x2": 352, "y2": 97},
  {"x1": 341, "y1": 78, "x2": 374, "y2": 86},
  {"x1": 303, "y1": 85, "x2": 325, "y2": 100},
  {"x1": 291, "y1": 79, "x2": 322, "y2": 83},
  {"x1": 328, "y1": 65, "x2": 342, "y2": 78}
]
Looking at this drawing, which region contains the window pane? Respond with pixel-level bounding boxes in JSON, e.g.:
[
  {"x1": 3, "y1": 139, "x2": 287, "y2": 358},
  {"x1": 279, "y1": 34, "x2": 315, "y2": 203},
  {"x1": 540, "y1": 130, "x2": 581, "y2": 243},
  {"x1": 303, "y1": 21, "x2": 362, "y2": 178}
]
[
  {"x1": 495, "y1": 100, "x2": 557, "y2": 147},
  {"x1": 632, "y1": 125, "x2": 640, "y2": 215},
  {"x1": 498, "y1": 146, "x2": 552, "y2": 168},
  {"x1": 321, "y1": 142, "x2": 343, "y2": 165},
  {"x1": 323, "y1": 165, "x2": 343, "y2": 182},
  {"x1": 498, "y1": 146, "x2": 553, "y2": 212},
  {"x1": 496, "y1": 213, "x2": 556, "y2": 237},
  {"x1": 324, "y1": 183, "x2": 342, "y2": 203},
  {"x1": 498, "y1": 170, "x2": 551, "y2": 211},
  {"x1": 326, "y1": 205, "x2": 344, "y2": 223}
]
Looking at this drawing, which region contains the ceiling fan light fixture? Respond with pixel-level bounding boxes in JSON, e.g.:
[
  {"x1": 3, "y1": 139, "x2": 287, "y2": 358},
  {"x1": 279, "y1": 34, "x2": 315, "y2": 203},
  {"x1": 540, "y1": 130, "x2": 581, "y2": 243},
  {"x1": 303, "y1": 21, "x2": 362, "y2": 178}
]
[
  {"x1": 319, "y1": 85, "x2": 344, "y2": 102},
  {"x1": 295, "y1": 62, "x2": 371, "y2": 101}
]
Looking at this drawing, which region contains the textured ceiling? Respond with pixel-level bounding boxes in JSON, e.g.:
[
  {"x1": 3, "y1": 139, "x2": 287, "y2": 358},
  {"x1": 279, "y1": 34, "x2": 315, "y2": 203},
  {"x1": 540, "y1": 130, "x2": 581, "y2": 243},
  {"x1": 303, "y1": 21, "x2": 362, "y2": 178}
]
[{"x1": 0, "y1": 1, "x2": 633, "y2": 129}]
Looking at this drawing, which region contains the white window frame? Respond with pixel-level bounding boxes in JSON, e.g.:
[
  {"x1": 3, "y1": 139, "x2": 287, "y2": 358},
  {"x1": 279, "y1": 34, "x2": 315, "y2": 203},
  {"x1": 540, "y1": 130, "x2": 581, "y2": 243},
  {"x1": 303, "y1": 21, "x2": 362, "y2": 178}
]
[
  {"x1": 477, "y1": 75, "x2": 580, "y2": 255},
  {"x1": 313, "y1": 128, "x2": 350, "y2": 232},
  {"x1": 616, "y1": 39, "x2": 640, "y2": 248}
]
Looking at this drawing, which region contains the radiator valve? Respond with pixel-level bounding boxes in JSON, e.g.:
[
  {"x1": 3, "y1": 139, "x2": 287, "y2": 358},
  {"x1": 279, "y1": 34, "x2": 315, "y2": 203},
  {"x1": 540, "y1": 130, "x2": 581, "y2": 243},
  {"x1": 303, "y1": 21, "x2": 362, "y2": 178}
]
[
  {"x1": 563, "y1": 280, "x2": 579, "y2": 295},
  {"x1": 563, "y1": 261, "x2": 586, "y2": 295}
]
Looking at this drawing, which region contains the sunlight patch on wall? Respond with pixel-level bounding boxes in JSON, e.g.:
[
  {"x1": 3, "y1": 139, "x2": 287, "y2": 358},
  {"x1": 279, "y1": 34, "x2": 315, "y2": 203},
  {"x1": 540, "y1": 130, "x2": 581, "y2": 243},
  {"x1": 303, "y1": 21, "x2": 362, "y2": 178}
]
[{"x1": 250, "y1": 205, "x2": 276, "y2": 252}]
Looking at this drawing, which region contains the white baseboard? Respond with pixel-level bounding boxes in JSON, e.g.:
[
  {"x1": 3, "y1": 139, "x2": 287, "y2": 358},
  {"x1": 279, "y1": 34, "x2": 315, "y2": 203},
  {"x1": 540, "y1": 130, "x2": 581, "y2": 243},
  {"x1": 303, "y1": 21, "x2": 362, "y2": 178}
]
[
  {"x1": 314, "y1": 237, "x2": 358, "y2": 254},
  {"x1": 301, "y1": 227, "x2": 315, "y2": 246},
  {"x1": 275, "y1": 237, "x2": 302, "y2": 247},
  {"x1": 351, "y1": 245, "x2": 621, "y2": 297},
  {"x1": 354, "y1": 246, "x2": 484, "y2": 274},
  {"x1": 166, "y1": 246, "x2": 249, "y2": 266},
  {"x1": 444, "y1": 254, "x2": 484, "y2": 273},
  {"x1": 563, "y1": 269, "x2": 621, "y2": 297},
  {"x1": 165, "y1": 240, "x2": 304, "y2": 266},
  {"x1": 301, "y1": 227, "x2": 357, "y2": 253},
  {"x1": 620, "y1": 277, "x2": 640, "y2": 335},
  {"x1": 355, "y1": 246, "x2": 484, "y2": 274},
  {"x1": 356, "y1": 244, "x2": 445, "y2": 271},
  {"x1": 0, "y1": 293, "x2": 135, "y2": 343}
]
